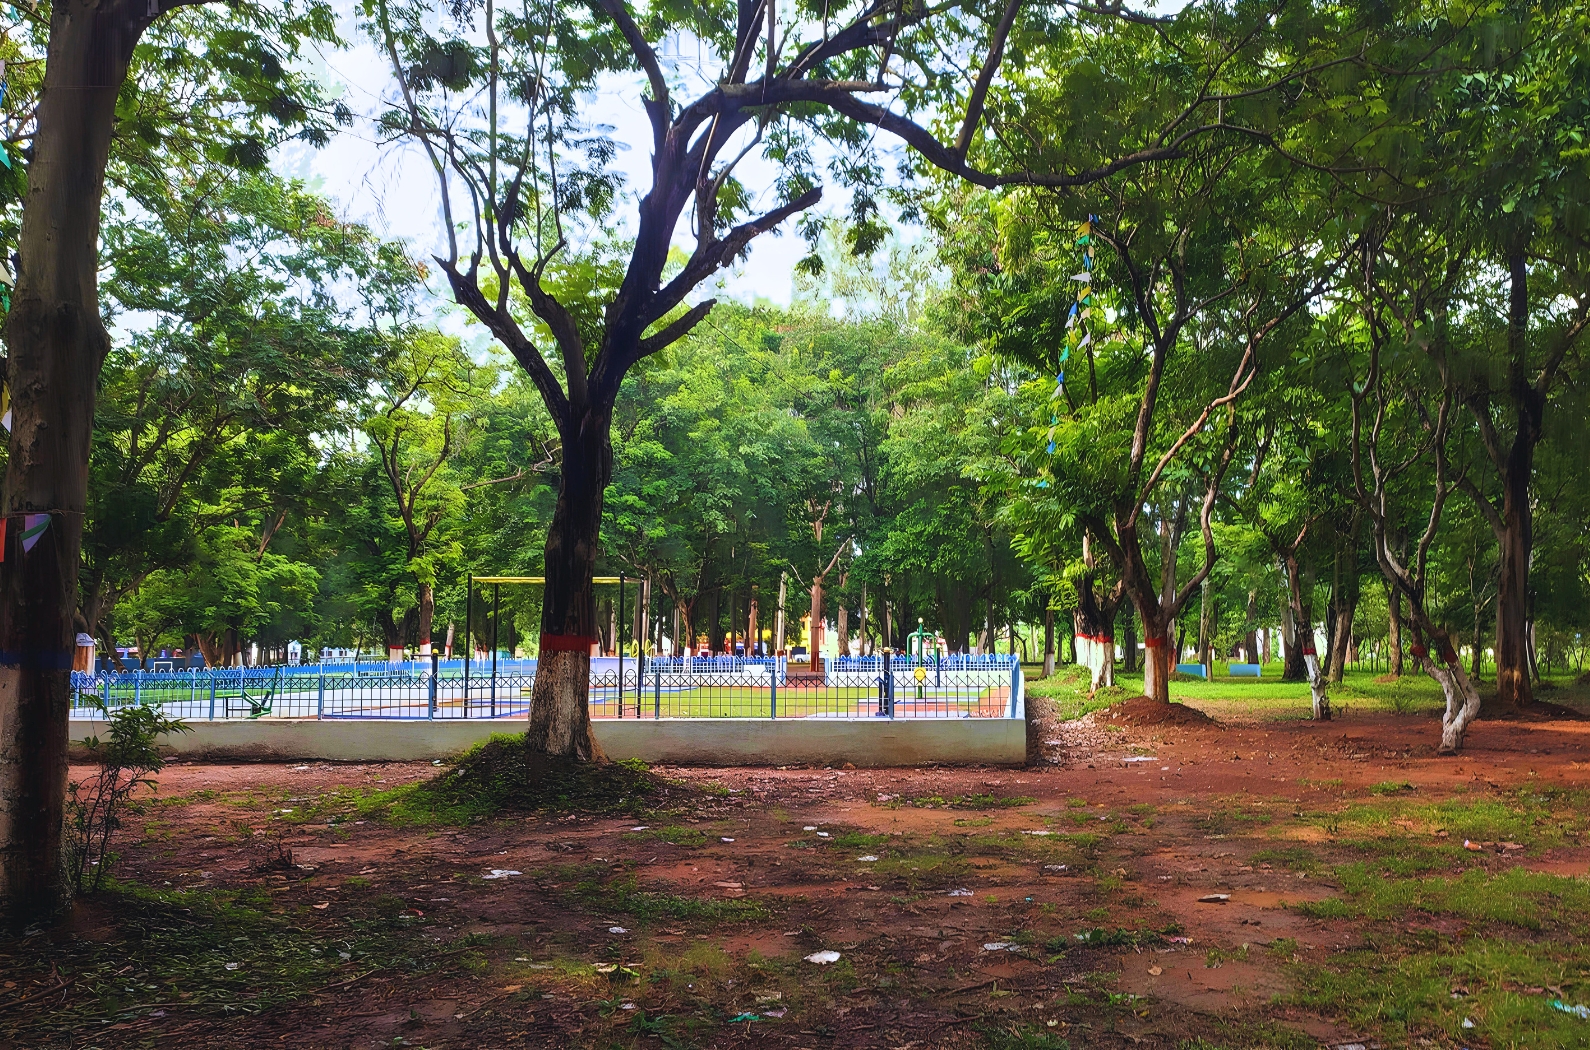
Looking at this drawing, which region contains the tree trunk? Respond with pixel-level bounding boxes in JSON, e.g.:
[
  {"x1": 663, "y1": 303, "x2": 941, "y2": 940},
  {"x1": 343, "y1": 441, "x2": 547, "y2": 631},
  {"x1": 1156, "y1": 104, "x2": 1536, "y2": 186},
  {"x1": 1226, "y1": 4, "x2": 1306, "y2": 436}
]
[
  {"x1": 708, "y1": 587, "x2": 724, "y2": 653},
  {"x1": 633, "y1": 576, "x2": 651, "y2": 656},
  {"x1": 525, "y1": 418, "x2": 607, "y2": 761},
  {"x1": 774, "y1": 572, "x2": 787, "y2": 653},
  {"x1": 1122, "y1": 610, "x2": 1138, "y2": 673},
  {"x1": 855, "y1": 581, "x2": 866, "y2": 656},
  {"x1": 0, "y1": 0, "x2": 152, "y2": 929},
  {"x1": 1197, "y1": 578, "x2": 1212, "y2": 677},
  {"x1": 417, "y1": 581, "x2": 435, "y2": 655},
  {"x1": 1042, "y1": 606, "x2": 1055, "y2": 678},
  {"x1": 1494, "y1": 490, "x2": 1532, "y2": 706},
  {"x1": 1387, "y1": 584, "x2": 1404, "y2": 677},
  {"x1": 808, "y1": 575, "x2": 824, "y2": 671},
  {"x1": 746, "y1": 583, "x2": 758, "y2": 655},
  {"x1": 1141, "y1": 613, "x2": 1172, "y2": 703},
  {"x1": 1279, "y1": 560, "x2": 1307, "y2": 682},
  {"x1": 1490, "y1": 250, "x2": 1541, "y2": 709},
  {"x1": 1326, "y1": 588, "x2": 1356, "y2": 684},
  {"x1": 1283, "y1": 554, "x2": 1329, "y2": 719},
  {"x1": 835, "y1": 594, "x2": 848, "y2": 660},
  {"x1": 1243, "y1": 589, "x2": 1258, "y2": 664}
]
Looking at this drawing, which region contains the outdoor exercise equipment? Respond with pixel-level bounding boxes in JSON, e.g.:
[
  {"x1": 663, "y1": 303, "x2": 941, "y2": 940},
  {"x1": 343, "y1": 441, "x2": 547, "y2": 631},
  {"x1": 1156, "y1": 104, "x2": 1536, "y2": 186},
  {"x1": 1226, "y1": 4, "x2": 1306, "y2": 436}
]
[{"x1": 463, "y1": 574, "x2": 640, "y2": 716}]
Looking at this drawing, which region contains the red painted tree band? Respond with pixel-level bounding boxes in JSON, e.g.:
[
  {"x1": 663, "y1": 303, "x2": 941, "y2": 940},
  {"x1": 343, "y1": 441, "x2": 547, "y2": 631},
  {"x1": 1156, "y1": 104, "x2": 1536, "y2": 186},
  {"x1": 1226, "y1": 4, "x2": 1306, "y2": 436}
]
[
  {"x1": 1301, "y1": 646, "x2": 1317, "y2": 656},
  {"x1": 1441, "y1": 647, "x2": 1459, "y2": 665},
  {"x1": 1143, "y1": 636, "x2": 1166, "y2": 648},
  {"x1": 540, "y1": 634, "x2": 596, "y2": 651},
  {"x1": 1409, "y1": 644, "x2": 1429, "y2": 658}
]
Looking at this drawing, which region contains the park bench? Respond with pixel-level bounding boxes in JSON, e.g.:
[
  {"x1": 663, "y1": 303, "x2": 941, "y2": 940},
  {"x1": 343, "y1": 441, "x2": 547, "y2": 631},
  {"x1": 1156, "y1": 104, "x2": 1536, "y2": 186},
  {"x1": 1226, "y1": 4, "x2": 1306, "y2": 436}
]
[
  {"x1": 219, "y1": 668, "x2": 280, "y2": 718},
  {"x1": 1228, "y1": 663, "x2": 1263, "y2": 677},
  {"x1": 1174, "y1": 663, "x2": 1209, "y2": 679}
]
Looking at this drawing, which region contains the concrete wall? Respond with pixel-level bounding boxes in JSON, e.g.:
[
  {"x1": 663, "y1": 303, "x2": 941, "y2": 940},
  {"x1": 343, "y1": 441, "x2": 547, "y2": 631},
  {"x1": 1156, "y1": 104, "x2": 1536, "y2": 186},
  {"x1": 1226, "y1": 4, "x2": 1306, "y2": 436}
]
[{"x1": 66, "y1": 715, "x2": 1026, "y2": 767}]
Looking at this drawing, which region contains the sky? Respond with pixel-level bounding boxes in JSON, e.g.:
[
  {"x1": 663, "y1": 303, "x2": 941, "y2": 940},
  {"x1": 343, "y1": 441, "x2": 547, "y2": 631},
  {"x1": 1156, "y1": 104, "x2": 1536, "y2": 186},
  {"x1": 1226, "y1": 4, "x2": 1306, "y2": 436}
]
[{"x1": 277, "y1": 16, "x2": 837, "y2": 314}]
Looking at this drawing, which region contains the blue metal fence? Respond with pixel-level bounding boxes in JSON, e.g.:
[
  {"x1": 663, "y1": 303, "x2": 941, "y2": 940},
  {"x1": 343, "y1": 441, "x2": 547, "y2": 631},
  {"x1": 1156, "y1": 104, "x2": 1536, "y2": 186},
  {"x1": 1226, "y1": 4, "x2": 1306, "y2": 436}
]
[{"x1": 69, "y1": 655, "x2": 1024, "y2": 722}]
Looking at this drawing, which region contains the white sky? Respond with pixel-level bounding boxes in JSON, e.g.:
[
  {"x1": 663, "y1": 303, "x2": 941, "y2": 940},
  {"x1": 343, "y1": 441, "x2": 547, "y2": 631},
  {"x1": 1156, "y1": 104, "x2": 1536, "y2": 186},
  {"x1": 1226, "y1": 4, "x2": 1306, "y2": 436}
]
[{"x1": 276, "y1": 15, "x2": 829, "y2": 314}]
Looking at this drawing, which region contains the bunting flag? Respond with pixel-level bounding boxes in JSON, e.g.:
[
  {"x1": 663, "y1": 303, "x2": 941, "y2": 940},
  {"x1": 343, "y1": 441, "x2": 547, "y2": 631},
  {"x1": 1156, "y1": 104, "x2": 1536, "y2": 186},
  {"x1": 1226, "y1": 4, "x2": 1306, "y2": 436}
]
[
  {"x1": 20, "y1": 513, "x2": 48, "y2": 553},
  {"x1": 1047, "y1": 216, "x2": 1104, "y2": 453}
]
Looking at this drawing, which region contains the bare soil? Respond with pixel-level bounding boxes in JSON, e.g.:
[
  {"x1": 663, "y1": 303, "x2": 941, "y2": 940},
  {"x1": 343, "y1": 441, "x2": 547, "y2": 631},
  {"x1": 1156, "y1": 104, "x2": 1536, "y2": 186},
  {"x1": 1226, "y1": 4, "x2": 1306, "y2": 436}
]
[{"x1": 5, "y1": 705, "x2": 1590, "y2": 1049}]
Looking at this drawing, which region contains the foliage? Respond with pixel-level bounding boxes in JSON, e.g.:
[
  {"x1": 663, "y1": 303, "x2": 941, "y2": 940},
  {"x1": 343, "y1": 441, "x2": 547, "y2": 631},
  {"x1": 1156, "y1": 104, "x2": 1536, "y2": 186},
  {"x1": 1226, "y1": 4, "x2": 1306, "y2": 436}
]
[{"x1": 64, "y1": 699, "x2": 189, "y2": 894}]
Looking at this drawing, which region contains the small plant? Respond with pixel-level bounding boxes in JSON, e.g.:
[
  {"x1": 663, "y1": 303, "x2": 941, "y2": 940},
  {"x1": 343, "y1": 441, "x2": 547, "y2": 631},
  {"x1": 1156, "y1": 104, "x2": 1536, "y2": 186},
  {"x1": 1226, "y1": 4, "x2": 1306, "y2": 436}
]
[{"x1": 65, "y1": 696, "x2": 189, "y2": 894}]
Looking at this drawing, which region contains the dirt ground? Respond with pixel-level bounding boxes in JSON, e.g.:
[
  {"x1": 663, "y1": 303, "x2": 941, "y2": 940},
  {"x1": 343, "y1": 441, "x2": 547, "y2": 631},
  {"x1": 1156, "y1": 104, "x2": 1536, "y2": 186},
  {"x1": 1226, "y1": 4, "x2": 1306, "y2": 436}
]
[{"x1": 6, "y1": 701, "x2": 1590, "y2": 1050}]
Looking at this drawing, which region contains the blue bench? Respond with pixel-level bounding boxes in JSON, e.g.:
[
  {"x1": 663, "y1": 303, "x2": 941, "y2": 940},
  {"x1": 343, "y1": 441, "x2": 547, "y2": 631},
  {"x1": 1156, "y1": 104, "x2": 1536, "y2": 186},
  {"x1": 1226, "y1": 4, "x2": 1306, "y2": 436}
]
[
  {"x1": 1174, "y1": 663, "x2": 1208, "y2": 679},
  {"x1": 1228, "y1": 663, "x2": 1263, "y2": 677}
]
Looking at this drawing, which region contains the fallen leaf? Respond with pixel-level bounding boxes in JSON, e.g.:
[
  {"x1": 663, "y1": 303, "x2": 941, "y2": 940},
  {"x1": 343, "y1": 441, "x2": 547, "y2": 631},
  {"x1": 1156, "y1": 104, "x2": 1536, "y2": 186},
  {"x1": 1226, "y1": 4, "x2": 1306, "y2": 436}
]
[{"x1": 1148, "y1": 966, "x2": 1163, "y2": 976}]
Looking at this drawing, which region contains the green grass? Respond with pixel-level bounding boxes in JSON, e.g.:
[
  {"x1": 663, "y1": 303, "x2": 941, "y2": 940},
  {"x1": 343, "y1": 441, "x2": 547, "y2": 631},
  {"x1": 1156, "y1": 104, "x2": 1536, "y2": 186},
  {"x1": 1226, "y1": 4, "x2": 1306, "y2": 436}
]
[
  {"x1": 0, "y1": 880, "x2": 444, "y2": 1042},
  {"x1": 1029, "y1": 663, "x2": 1590, "y2": 721},
  {"x1": 607, "y1": 683, "x2": 1010, "y2": 718},
  {"x1": 570, "y1": 874, "x2": 771, "y2": 924}
]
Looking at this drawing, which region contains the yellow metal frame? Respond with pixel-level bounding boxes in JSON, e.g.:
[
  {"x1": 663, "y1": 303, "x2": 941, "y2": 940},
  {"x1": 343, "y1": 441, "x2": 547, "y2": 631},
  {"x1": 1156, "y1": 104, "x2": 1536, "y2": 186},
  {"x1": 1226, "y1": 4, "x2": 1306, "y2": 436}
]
[{"x1": 470, "y1": 576, "x2": 626, "y2": 584}]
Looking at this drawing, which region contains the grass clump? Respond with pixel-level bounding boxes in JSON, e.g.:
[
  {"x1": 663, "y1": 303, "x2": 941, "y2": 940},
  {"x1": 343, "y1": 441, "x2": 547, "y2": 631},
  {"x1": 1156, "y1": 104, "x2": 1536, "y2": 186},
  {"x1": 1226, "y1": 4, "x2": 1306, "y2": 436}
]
[
  {"x1": 890, "y1": 793, "x2": 1037, "y2": 810},
  {"x1": 572, "y1": 875, "x2": 771, "y2": 924},
  {"x1": 361, "y1": 734, "x2": 673, "y2": 825}
]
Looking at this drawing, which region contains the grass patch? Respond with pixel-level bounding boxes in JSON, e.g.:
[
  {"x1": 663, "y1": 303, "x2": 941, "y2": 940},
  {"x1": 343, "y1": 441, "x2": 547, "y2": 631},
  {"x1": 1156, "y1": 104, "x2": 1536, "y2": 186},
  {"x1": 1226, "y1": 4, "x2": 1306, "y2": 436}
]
[
  {"x1": 571, "y1": 875, "x2": 771, "y2": 924},
  {"x1": 624, "y1": 825, "x2": 708, "y2": 848},
  {"x1": 890, "y1": 793, "x2": 1037, "y2": 810},
  {"x1": 0, "y1": 880, "x2": 438, "y2": 1043},
  {"x1": 1291, "y1": 935, "x2": 1590, "y2": 1048},
  {"x1": 354, "y1": 735, "x2": 675, "y2": 825},
  {"x1": 1297, "y1": 865, "x2": 1590, "y2": 930}
]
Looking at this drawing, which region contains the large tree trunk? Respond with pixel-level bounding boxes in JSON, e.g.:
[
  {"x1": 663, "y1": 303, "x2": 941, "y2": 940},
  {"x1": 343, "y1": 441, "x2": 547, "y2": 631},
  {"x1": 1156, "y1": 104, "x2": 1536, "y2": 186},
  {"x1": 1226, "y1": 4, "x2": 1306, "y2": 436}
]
[
  {"x1": 0, "y1": 0, "x2": 149, "y2": 928},
  {"x1": 525, "y1": 419, "x2": 607, "y2": 761},
  {"x1": 1491, "y1": 251, "x2": 1541, "y2": 709},
  {"x1": 1493, "y1": 480, "x2": 1532, "y2": 707},
  {"x1": 1140, "y1": 611, "x2": 1172, "y2": 703}
]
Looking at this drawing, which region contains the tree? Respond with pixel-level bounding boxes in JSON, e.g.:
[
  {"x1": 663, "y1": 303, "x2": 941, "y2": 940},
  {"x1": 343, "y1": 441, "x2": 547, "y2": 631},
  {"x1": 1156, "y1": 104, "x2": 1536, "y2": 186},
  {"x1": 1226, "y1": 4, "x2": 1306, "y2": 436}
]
[
  {"x1": 82, "y1": 170, "x2": 405, "y2": 658},
  {"x1": 370, "y1": 0, "x2": 1242, "y2": 758},
  {"x1": 0, "y1": 0, "x2": 341, "y2": 927}
]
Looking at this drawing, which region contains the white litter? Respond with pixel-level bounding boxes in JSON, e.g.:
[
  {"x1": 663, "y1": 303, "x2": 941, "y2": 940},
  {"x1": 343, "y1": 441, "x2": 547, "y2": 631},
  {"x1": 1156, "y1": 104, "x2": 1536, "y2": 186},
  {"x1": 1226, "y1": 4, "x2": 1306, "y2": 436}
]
[
  {"x1": 608, "y1": 926, "x2": 629, "y2": 934},
  {"x1": 803, "y1": 826, "x2": 818, "y2": 831},
  {"x1": 631, "y1": 826, "x2": 649, "y2": 831},
  {"x1": 816, "y1": 832, "x2": 830, "y2": 838},
  {"x1": 1462, "y1": 1018, "x2": 1476, "y2": 1029},
  {"x1": 948, "y1": 888, "x2": 974, "y2": 896},
  {"x1": 1043, "y1": 864, "x2": 1069, "y2": 872},
  {"x1": 1122, "y1": 757, "x2": 1157, "y2": 763},
  {"x1": 483, "y1": 869, "x2": 522, "y2": 880},
  {"x1": 721, "y1": 837, "x2": 735, "y2": 843},
  {"x1": 983, "y1": 942, "x2": 1018, "y2": 951},
  {"x1": 804, "y1": 950, "x2": 842, "y2": 964},
  {"x1": 1023, "y1": 830, "x2": 1053, "y2": 836},
  {"x1": 223, "y1": 962, "x2": 240, "y2": 971},
  {"x1": 857, "y1": 855, "x2": 879, "y2": 862}
]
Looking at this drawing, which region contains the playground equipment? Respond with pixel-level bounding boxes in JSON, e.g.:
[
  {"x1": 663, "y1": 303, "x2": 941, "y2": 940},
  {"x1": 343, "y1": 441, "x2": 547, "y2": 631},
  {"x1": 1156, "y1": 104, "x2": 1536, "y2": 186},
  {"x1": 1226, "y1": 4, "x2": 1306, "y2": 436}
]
[{"x1": 464, "y1": 574, "x2": 639, "y2": 716}]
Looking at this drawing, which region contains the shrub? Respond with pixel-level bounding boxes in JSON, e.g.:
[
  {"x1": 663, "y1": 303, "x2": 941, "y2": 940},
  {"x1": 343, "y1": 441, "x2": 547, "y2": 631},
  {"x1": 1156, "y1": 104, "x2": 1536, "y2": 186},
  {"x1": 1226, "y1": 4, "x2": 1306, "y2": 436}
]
[{"x1": 65, "y1": 697, "x2": 189, "y2": 893}]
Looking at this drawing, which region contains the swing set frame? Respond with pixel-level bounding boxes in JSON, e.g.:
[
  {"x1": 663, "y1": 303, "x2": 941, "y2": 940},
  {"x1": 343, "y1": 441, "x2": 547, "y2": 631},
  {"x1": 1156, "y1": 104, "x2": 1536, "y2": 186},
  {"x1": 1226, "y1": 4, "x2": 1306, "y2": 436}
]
[{"x1": 462, "y1": 574, "x2": 634, "y2": 700}]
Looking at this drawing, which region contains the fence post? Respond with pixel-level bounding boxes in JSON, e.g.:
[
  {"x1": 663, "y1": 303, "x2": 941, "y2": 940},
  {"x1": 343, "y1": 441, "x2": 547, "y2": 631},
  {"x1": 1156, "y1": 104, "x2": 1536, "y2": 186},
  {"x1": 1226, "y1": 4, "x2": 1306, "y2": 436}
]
[
  {"x1": 317, "y1": 663, "x2": 326, "y2": 719},
  {"x1": 882, "y1": 649, "x2": 893, "y2": 718},
  {"x1": 1010, "y1": 659, "x2": 1020, "y2": 718},
  {"x1": 429, "y1": 650, "x2": 439, "y2": 719},
  {"x1": 208, "y1": 671, "x2": 217, "y2": 721},
  {"x1": 769, "y1": 659, "x2": 777, "y2": 720},
  {"x1": 134, "y1": 669, "x2": 143, "y2": 707},
  {"x1": 653, "y1": 660, "x2": 661, "y2": 719}
]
